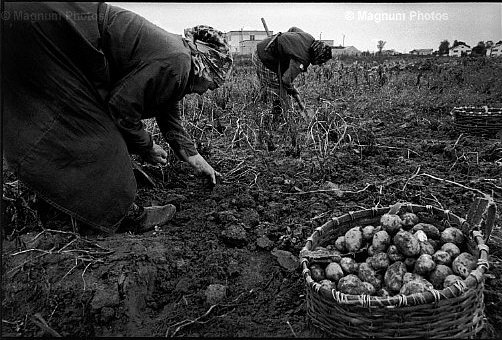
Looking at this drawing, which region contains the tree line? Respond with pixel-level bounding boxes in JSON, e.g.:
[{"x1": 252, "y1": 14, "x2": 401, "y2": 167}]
[{"x1": 438, "y1": 39, "x2": 502, "y2": 56}]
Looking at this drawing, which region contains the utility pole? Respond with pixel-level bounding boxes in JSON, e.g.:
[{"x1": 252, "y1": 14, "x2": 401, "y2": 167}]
[
  {"x1": 343, "y1": 34, "x2": 345, "y2": 47},
  {"x1": 240, "y1": 27, "x2": 243, "y2": 54}
]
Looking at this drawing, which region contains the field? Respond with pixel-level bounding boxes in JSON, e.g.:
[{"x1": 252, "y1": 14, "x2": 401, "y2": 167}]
[{"x1": 2, "y1": 55, "x2": 502, "y2": 337}]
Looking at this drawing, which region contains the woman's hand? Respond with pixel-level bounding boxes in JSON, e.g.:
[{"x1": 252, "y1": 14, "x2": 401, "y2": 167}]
[
  {"x1": 143, "y1": 142, "x2": 168, "y2": 165},
  {"x1": 187, "y1": 153, "x2": 221, "y2": 185}
]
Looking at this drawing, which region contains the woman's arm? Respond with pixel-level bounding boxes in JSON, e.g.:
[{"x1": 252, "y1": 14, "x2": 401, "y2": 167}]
[
  {"x1": 281, "y1": 59, "x2": 304, "y2": 96},
  {"x1": 156, "y1": 101, "x2": 220, "y2": 184}
]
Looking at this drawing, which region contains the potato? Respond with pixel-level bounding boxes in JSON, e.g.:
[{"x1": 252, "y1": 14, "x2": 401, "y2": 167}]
[
  {"x1": 429, "y1": 239, "x2": 441, "y2": 251},
  {"x1": 414, "y1": 230, "x2": 428, "y2": 242},
  {"x1": 340, "y1": 257, "x2": 359, "y2": 274},
  {"x1": 325, "y1": 262, "x2": 344, "y2": 282},
  {"x1": 441, "y1": 227, "x2": 465, "y2": 245},
  {"x1": 377, "y1": 288, "x2": 390, "y2": 297},
  {"x1": 384, "y1": 261, "x2": 407, "y2": 293},
  {"x1": 362, "y1": 225, "x2": 376, "y2": 241},
  {"x1": 419, "y1": 241, "x2": 435, "y2": 256},
  {"x1": 310, "y1": 263, "x2": 326, "y2": 282},
  {"x1": 403, "y1": 272, "x2": 426, "y2": 282},
  {"x1": 404, "y1": 257, "x2": 417, "y2": 271},
  {"x1": 393, "y1": 231, "x2": 420, "y2": 257},
  {"x1": 432, "y1": 250, "x2": 452, "y2": 266},
  {"x1": 345, "y1": 227, "x2": 363, "y2": 252},
  {"x1": 443, "y1": 274, "x2": 463, "y2": 288},
  {"x1": 320, "y1": 279, "x2": 337, "y2": 290},
  {"x1": 441, "y1": 242, "x2": 461, "y2": 259},
  {"x1": 400, "y1": 278, "x2": 433, "y2": 295},
  {"x1": 429, "y1": 265, "x2": 453, "y2": 289},
  {"x1": 337, "y1": 274, "x2": 368, "y2": 295},
  {"x1": 411, "y1": 223, "x2": 440, "y2": 239},
  {"x1": 368, "y1": 252, "x2": 390, "y2": 271},
  {"x1": 380, "y1": 214, "x2": 403, "y2": 234},
  {"x1": 387, "y1": 245, "x2": 405, "y2": 262},
  {"x1": 452, "y1": 252, "x2": 477, "y2": 278},
  {"x1": 367, "y1": 245, "x2": 377, "y2": 257},
  {"x1": 363, "y1": 282, "x2": 376, "y2": 295},
  {"x1": 358, "y1": 262, "x2": 382, "y2": 290},
  {"x1": 372, "y1": 230, "x2": 391, "y2": 252},
  {"x1": 414, "y1": 254, "x2": 436, "y2": 276},
  {"x1": 334, "y1": 236, "x2": 346, "y2": 252},
  {"x1": 400, "y1": 212, "x2": 419, "y2": 228}
]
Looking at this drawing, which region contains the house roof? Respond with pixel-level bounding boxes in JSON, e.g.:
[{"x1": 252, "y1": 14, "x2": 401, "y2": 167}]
[
  {"x1": 226, "y1": 30, "x2": 270, "y2": 34},
  {"x1": 449, "y1": 44, "x2": 471, "y2": 49},
  {"x1": 332, "y1": 45, "x2": 359, "y2": 50},
  {"x1": 410, "y1": 49, "x2": 433, "y2": 52}
]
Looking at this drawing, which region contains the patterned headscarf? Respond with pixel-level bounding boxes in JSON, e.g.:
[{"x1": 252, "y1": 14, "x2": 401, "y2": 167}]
[
  {"x1": 310, "y1": 40, "x2": 332, "y2": 65},
  {"x1": 184, "y1": 25, "x2": 233, "y2": 87},
  {"x1": 287, "y1": 27, "x2": 304, "y2": 33}
]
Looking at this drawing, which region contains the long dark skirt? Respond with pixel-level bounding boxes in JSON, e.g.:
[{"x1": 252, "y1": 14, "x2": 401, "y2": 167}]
[{"x1": 252, "y1": 50, "x2": 291, "y2": 111}]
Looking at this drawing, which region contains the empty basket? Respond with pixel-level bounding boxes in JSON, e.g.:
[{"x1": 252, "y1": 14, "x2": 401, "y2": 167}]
[{"x1": 450, "y1": 106, "x2": 502, "y2": 137}]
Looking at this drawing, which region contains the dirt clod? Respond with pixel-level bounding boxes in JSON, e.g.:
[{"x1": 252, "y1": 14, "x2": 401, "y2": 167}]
[
  {"x1": 221, "y1": 224, "x2": 248, "y2": 246},
  {"x1": 205, "y1": 284, "x2": 227, "y2": 305},
  {"x1": 271, "y1": 249, "x2": 300, "y2": 271},
  {"x1": 256, "y1": 235, "x2": 275, "y2": 250}
]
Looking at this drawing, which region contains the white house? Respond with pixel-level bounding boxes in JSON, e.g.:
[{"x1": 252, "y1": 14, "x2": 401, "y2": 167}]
[
  {"x1": 449, "y1": 44, "x2": 471, "y2": 57},
  {"x1": 239, "y1": 40, "x2": 260, "y2": 55},
  {"x1": 382, "y1": 49, "x2": 400, "y2": 56},
  {"x1": 331, "y1": 46, "x2": 361, "y2": 56},
  {"x1": 486, "y1": 43, "x2": 502, "y2": 57},
  {"x1": 224, "y1": 30, "x2": 271, "y2": 54},
  {"x1": 409, "y1": 49, "x2": 433, "y2": 56}
]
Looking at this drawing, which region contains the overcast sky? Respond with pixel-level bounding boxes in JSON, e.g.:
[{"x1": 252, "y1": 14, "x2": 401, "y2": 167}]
[{"x1": 113, "y1": 2, "x2": 502, "y2": 53}]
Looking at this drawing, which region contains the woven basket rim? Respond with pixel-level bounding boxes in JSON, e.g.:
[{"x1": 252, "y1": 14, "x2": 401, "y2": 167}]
[
  {"x1": 450, "y1": 106, "x2": 502, "y2": 116},
  {"x1": 300, "y1": 202, "x2": 490, "y2": 308}
]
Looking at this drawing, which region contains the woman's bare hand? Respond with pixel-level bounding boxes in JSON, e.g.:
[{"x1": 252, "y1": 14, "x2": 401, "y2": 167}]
[
  {"x1": 143, "y1": 142, "x2": 168, "y2": 165},
  {"x1": 187, "y1": 153, "x2": 221, "y2": 185}
]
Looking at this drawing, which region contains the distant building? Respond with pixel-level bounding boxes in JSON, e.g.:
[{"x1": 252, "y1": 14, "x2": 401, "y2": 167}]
[
  {"x1": 320, "y1": 39, "x2": 334, "y2": 47},
  {"x1": 449, "y1": 44, "x2": 471, "y2": 57},
  {"x1": 224, "y1": 30, "x2": 271, "y2": 54},
  {"x1": 331, "y1": 45, "x2": 361, "y2": 56},
  {"x1": 486, "y1": 43, "x2": 502, "y2": 57},
  {"x1": 409, "y1": 49, "x2": 433, "y2": 56},
  {"x1": 239, "y1": 40, "x2": 260, "y2": 55},
  {"x1": 381, "y1": 49, "x2": 400, "y2": 56}
]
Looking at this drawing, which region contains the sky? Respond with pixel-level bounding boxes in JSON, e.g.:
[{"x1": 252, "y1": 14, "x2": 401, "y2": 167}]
[{"x1": 113, "y1": 2, "x2": 502, "y2": 53}]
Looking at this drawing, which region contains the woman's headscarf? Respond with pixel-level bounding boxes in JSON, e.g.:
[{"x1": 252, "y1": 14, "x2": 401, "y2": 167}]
[
  {"x1": 184, "y1": 25, "x2": 233, "y2": 87},
  {"x1": 310, "y1": 40, "x2": 332, "y2": 65},
  {"x1": 287, "y1": 27, "x2": 304, "y2": 33}
]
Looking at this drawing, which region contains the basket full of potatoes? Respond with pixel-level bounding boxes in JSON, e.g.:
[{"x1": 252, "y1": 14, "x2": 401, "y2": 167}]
[{"x1": 300, "y1": 199, "x2": 496, "y2": 339}]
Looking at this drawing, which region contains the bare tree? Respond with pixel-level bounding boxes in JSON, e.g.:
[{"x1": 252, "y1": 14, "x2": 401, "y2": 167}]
[{"x1": 377, "y1": 40, "x2": 386, "y2": 55}]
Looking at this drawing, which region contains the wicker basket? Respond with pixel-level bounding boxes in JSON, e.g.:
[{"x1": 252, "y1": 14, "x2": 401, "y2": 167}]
[
  {"x1": 300, "y1": 200, "x2": 495, "y2": 339},
  {"x1": 450, "y1": 106, "x2": 502, "y2": 137}
]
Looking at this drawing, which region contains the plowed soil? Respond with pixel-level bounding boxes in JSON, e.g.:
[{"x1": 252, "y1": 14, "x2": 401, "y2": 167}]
[{"x1": 2, "y1": 56, "x2": 502, "y2": 338}]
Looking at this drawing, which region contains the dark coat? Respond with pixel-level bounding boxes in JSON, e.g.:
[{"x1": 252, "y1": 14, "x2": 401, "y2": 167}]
[
  {"x1": 3, "y1": 2, "x2": 196, "y2": 231},
  {"x1": 256, "y1": 30, "x2": 315, "y2": 94},
  {"x1": 256, "y1": 31, "x2": 314, "y2": 74}
]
